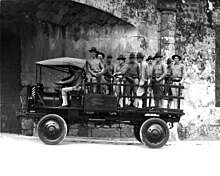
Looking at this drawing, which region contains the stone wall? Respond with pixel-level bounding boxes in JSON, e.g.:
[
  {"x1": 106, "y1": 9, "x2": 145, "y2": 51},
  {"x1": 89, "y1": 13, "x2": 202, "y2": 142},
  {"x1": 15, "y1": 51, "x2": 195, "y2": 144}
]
[
  {"x1": 1, "y1": 0, "x2": 220, "y2": 140},
  {"x1": 17, "y1": 1, "x2": 161, "y2": 137},
  {"x1": 216, "y1": 25, "x2": 220, "y2": 107},
  {"x1": 175, "y1": 0, "x2": 220, "y2": 139},
  {"x1": 1, "y1": 0, "x2": 161, "y2": 135},
  {"x1": 20, "y1": 22, "x2": 64, "y2": 85},
  {"x1": 19, "y1": 0, "x2": 162, "y2": 88},
  {"x1": 17, "y1": 0, "x2": 162, "y2": 86}
]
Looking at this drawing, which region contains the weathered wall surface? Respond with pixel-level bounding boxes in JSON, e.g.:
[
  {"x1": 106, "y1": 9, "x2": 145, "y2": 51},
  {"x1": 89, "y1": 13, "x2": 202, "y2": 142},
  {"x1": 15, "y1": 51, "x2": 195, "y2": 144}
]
[
  {"x1": 21, "y1": 0, "x2": 161, "y2": 137},
  {"x1": 64, "y1": 0, "x2": 161, "y2": 60},
  {"x1": 62, "y1": 0, "x2": 220, "y2": 140},
  {"x1": 20, "y1": 22, "x2": 64, "y2": 85},
  {"x1": 216, "y1": 25, "x2": 220, "y2": 107},
  {"x1": 1, "y1": 0, "x2": 161, "y2": 135},
  {"x1": 174, "y1": 0, "x2": 220, "y2": 140},
  {"x1": 18, "y1": 0, "x2": 162, "y2": 90},
  {"x1": 17, "y1": 0, "x2": 161, "y2": 85}
]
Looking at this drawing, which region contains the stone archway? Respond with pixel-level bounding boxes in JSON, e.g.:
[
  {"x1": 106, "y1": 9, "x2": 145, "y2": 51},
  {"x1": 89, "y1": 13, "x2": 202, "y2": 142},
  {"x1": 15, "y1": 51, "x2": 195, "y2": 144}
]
[
  {"x1": 0, "y1": 0, "x2": 136, "y2": 134},
  {"x1": 0, "y1": 22, "x2": 22, "y2": 133}
]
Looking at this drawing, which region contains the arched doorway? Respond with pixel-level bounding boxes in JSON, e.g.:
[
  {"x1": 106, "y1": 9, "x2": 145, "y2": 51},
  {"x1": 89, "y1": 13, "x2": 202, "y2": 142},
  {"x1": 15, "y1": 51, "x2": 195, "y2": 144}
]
[{"x1": 0, "y1": 23, "x2": 22, "y2": 133}]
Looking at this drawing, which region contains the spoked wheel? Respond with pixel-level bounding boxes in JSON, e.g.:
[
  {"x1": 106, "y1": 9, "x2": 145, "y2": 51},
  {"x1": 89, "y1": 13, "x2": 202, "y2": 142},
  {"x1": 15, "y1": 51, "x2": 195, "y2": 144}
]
[
  {"x1": 37, "y1": 114, "x2": 67, "y2": 145},
  {"x1": 134, "y1": 125, "x2": 142, "y2": 143},
  {"x1": 140, "y1": 118, "x2": 169, "y2": 148}
]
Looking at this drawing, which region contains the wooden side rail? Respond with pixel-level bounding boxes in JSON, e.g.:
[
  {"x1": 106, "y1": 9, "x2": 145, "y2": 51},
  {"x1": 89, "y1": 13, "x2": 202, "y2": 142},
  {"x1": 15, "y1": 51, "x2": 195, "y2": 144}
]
[{"x1": 84, "y1": 81, "x2": 184, "y2": 110}]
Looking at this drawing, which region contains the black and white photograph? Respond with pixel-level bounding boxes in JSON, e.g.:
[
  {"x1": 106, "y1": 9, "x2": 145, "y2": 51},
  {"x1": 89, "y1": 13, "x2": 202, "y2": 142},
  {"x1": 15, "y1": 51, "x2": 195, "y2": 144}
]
[{"x1": 0, "y1": 0, "x2": 220, "y2": 175}]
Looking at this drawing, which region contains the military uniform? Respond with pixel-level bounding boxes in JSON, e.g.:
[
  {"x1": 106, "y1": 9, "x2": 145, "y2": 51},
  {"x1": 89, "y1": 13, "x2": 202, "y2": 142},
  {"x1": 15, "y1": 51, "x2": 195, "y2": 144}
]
[
  {"x1": 164, "y1": 58, "x2": 173, "y2": 108},
  {"x1": 103, "y1": 62, "x2": 114, "y2": 82},
  {"x1": 87, "y1": 58, "x2": 104, "y2": 78},
  {"x1": 135, "y1": 52, "x2": 148, "y2": 108},
  {"x1": 102, "y1": 54, "x2": 114, "y2": 94},
  {"x1": 86, "y1": 47, "x2": 104, "y2": 93},
  {"x1": 124, "y1": 62, "x2": 140, "y2": 81},
  {"x1": 123, "y1": 53, "x2": 139, "y2": 106},
  {"x1": 170, "y1": 54, "x2": 185, "y2": 109},
  {"x1": 144, "y1": 55, "x2": 155, "y2": 107},
  {"x1": 148, "y1": 63, "x2": 154, "y2": 80},
  {"x1": 152, "y1": 52, "x2": 167, "y2": 107},
  {"x1": 113, "y1": 55, "x2": 127, "y2": 107}
]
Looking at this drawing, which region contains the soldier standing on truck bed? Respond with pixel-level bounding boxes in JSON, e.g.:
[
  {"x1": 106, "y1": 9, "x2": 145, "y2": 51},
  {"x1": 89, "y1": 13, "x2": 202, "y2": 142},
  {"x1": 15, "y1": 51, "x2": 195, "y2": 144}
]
[
  {"x1": 113, "y1": 54, "x2": 128, "y2": 107},
  {"x1": 152, "y1": 52, "x2": 167, "y2": 108},
  {"x1": 123, "y1": 52, "x2": 140, "y2": 107},
  {"x1": 135, "y1": 52, "x2": 149, "y2": 108},
  {"x1": 146, "y1": 55, "x2": 155, "y2": 107},
  {"x1": 164, "y1": 58, "x2": 174, "y2": 108},
  {"x1": 102, "y1": 54, "x2": 114, "y2": 94},
  {"x1": 171, "y1": 54, "x2": 185, "y2": 109},
  {"x1": 87, "y1": 47, "x2": 105, "y2": 93}
]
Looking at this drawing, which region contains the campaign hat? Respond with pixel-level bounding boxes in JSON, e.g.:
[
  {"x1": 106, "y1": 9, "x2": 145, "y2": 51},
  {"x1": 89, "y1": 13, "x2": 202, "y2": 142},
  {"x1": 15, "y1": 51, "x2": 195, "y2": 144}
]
[
  {"x1": 136, "y1": 52, "x2": 145, "y2": 58},
  {"x1": 107, "y1": 54, "x2": 113, "y2": 59},
  {"x1": 172, "y1": 54, "x2": 182, "y2": 61},
  {"x1": 166, "y1": 58, "x2": 173, "y2": 64},
  {"x1": 146, "y1": 55, "x2": 154, "y2": 61},
  {"x1": 117, "y1": 54, "x2": 126, "y2": 60},
  {"x1": 89, "y1": 47, "x2": 98, "y2": 53},
  {"x1": 129, "y1": 52, "x2": 135, "y2": 59}
]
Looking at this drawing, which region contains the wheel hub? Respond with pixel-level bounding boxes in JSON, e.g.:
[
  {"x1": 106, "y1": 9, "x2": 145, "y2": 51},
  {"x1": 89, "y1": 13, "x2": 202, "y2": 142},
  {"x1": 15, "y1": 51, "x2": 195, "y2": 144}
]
[
  {"x1": 46, "y1": 121, "x2": 60, "y2": 130},
  {"x1": 147, "y1": 124, "x2": 164, "y2": 140},
  {"x1": 48, "y1": 126, "x2": 56, "y2": 133},
  {"x1": 140, "y1": 118, "x2": 170, "y2": 148},
  {"x1": 41, "y1": 120, "x2": 62, "y2": 140},
  {"x1": 151, "y1": 129, "x2": 160, "y2": 138}
]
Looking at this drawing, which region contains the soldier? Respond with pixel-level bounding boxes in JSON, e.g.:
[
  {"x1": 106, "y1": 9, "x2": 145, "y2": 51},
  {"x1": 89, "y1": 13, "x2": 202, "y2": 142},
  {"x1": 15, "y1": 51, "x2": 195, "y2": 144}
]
[
  {"x1": 96, "y1": 51, "x2": 105, "y2": 93},
  {"x1": 102, "y1": 54, "x2": 114, "y2": 94},
  {"x1": 152, "y1": 52, "x2": 167, "y2": 108},
  {"x1": 171, "y1": 54, "x2": 185, "y2": 109},
  {"x1": 97, "y1": 52, "x2": 105, "y2": 63},
  {"x1": 113, "y1": 54, "x2": 127, "y2": 107},
  {"x1": 56, "y1": 67, "x2": 83, "y2": 107},
  {"x1": 136, "y1": 52, "x2": 148, "y2": 83},
  {"x1": 87, "y1": 47, "x2": 105, "y2": 93},
  {"x1": 146, "y1": 55, "x2": 155, "y2": 106},
  {"x1": 164, "y1": 58, "x2": 173, "y2": 108},
  {"x1": 124, "y1": 52, "x2": 140, "y2": 106},
  {"x1": 135, "y1": 52, "x2": 149, "y2": 108}
]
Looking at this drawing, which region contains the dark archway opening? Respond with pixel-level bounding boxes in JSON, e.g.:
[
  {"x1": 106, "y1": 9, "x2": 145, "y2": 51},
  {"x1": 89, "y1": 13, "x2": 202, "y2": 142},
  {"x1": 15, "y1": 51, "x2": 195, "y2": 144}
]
[
  {"x1": 0, "y1": 22, "x2": 22, "y2": 133},
  {"x1": 0, "y1": 0, "x2": 134, "y2": 134}
]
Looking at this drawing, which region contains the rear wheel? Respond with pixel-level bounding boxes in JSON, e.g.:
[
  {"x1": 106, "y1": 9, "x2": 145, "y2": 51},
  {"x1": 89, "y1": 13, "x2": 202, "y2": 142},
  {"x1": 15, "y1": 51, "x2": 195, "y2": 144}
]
[
  {"x1": 134, "y1": 125, "x2": 142, "y2": 143},
  {"x1": 140, "y1": 118, "x2": 169, "y2": 148},
  {"x1": 37, "y1": 114, "x2": 67, "y2": 145}
]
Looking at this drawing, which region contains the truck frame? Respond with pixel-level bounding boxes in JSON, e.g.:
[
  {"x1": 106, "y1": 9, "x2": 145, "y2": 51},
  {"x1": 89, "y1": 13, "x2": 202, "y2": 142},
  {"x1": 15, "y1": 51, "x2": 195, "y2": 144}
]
[{"x1": 17, "y1": 57, "x2": 184, "y2": 148}]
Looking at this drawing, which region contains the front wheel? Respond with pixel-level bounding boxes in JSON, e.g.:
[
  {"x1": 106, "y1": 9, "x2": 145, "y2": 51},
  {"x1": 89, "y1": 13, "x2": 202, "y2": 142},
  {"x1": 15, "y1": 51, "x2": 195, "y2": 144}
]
[
  {"x1": 140, "y1": 118, "x2": 169, "y2": 148},
  {"x1": 37, "y1": 114, "x2": 67, "y2": 145}
]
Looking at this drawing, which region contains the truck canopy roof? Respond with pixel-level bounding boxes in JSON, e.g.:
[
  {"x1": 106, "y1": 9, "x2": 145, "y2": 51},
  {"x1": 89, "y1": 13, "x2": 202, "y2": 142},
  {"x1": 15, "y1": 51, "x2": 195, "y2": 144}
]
[{"x1": 36, "y1": 57, "x2": 86, "y2": 69}]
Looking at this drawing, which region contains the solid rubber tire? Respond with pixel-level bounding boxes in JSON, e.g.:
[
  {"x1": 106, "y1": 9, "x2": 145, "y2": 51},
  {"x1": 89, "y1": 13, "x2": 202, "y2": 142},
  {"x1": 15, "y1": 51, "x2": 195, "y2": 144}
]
[
  {"x1": 37, "y1": 114, "x2": 67, "y2": 145},
  {"x1": 140, "y1": 118, "x2": 169, "y2": 148}
]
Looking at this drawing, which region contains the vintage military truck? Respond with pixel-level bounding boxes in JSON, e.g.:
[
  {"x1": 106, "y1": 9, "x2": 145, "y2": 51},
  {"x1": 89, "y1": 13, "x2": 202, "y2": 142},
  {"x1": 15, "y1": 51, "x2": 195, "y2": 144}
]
[{"x1": 17, "y1": 57, "x2": 184, "y2": 148}]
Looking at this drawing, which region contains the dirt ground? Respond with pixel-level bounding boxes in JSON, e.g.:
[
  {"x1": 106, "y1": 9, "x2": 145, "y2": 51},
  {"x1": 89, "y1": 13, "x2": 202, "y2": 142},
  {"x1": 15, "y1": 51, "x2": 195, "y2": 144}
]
[{"x1": 0, "y1": 133, "x2": 220, "y2": 176}]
